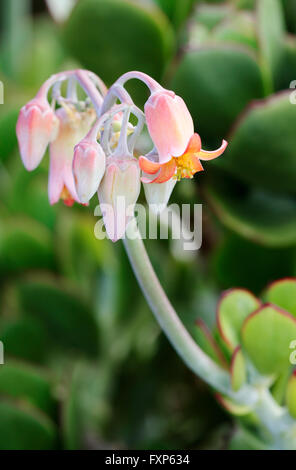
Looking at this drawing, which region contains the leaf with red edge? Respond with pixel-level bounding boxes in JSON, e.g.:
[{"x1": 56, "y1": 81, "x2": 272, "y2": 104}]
[
  {"x1": 217, "y1": 288, "x2": 261, "y2": 350},
  {"x1": 230, "y1": 346, "x2": 246, "y2": 391},
  {"x1": 193, "y1": 319, "x2": 228, "y2": 368},
  {"x1": 215, "y1": 394, "x2": 252, "y2": 416},
  {"x1": 286, "y1": 370, "x2": 296, "y2": 419},
  {"x1": 264, "y1": 278, "x2": 296, "y2": 318},
  {"x1": 242, "y1": 304, "x2": 296, "y2": 375}
]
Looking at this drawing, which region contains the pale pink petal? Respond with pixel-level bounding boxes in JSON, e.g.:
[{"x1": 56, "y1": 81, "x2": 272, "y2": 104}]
[{"x1": 145, "y1": 91, "x2": 194, "y2": 164}]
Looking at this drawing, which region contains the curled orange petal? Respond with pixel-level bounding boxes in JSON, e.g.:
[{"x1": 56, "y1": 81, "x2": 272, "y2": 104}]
[
  {"x1": 149, "y1": 158, "x2": 176, "y2": 184},
  {"x1": 139, "y1": 156, "x2": 161, "y2": 174},
  {"x1": 184, "y1": 133, "x2": 202, "y2": 155},
  {"x1": 198, "y1": 139, "x2": 228, "y2": 161},
  {"x1": 191, "y1": 156, "x2": 204, "y2": 173}
]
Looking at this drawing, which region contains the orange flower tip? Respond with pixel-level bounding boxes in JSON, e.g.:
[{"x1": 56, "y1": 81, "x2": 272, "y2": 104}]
[
  {"x1": 60, "y1": 186, "x2": 75, "y2": 207},
  {"x1": 139, "y1": 156, "x2": 160, "y2": 174},
  {"x1": 63, "y1": 198, "x2": 75, "y2": 207},
  {"x1": 198, "y1": 139, "x2": 228, "y2": 161},
  {"x1": 184, "y1": 133, "x2": 202, "y2": 154}
]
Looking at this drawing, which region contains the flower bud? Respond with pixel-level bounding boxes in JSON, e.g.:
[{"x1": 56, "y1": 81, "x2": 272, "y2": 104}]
[
  {"x1": 73, "y1": 139, "x2": 106, "y2": 204},
  {"x1": 145, "y1": 90, "x2": 194, "y2": 164},
  {"x1": 98, "y1": 157, "x2": 140, "y2": 242},
  {"x1": 16, "y1": 98, "x2": 59, "y2": 171}
]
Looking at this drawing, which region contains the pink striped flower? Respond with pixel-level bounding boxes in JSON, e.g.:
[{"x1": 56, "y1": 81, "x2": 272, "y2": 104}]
[
  {"x1": 49, "y1": 107, "x2": 96, "y2": 206},
  {"x1": 16, "y1": 98, "x2": 59, "y2": 171},
  {"x1": 98, "y1": 157, "x2": 140, "y2": 242},
  {"x1": 73, "y1": 138, "x2": 106, "y2": 204}
]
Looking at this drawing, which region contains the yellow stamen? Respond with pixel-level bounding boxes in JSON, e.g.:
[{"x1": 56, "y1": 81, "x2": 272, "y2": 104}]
[
  {"x1": 60, "y1": 185, "x2": 74, "y2": 206},
  {"x1": 173, "y1": 153, "x2": 197, "y2": 180}
]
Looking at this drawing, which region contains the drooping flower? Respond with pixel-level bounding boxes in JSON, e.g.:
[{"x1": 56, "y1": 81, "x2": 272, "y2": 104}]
[
  {"x1": 16, "y1": 97, "x2": 59, "y2": 171},
  {"x1": 49, "y1": 106, "x2": 96, "y2": 206},
  {"x1": 140, "y1": 133, "x2": 228, "y2": 184},
  {"x1": 144, "y1": 89, "x2": 194, "y2": 165},
  {"x1": 98, "y1": 156, "x2": 141, "y2": 242},
  {"x1": 73, "y1": 137, "x2": 106, "y2": 204}
]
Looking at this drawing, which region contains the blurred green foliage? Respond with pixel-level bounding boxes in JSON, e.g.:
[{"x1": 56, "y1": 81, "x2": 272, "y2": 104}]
[{"x1": 0, "y1": 0, "x2": 296, "y2": 450}]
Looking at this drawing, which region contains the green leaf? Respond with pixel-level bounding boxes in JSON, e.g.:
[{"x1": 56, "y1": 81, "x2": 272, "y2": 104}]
[
  {"x1": 18, "y1": 280, "x2": 99, "y2": 357},
  {"x1": 0, "y1": 109, "x2": 18, "y2": 162},
  {"x1": 207, "y1": 175, "x2": 296, "y2": 247},
  {"x1": 219, "y1": 92, "x2": 296, "y2": 193},
  {"x1": 242, "y1": 304, "x2": 296, "y2": 374},
  {"x1": 0, "y1": 399, "x2": 56, "y2": 450},
  {"x1": 271, "y1": 368, "x2": 291, "y2": 405},
  {"x1": 0, "y1": 317, "x2": 49, "y2": 363},
  {"x1": 172, "y1": 46, "x2": 264, "y2": 144},
  {"x1": 230, "y1": 346, "x2": 246, "y2": 391},
  {"x1": 63, "y1": 0, "x2": 174, "y2": 89},
  {"x1": 286, "y1": 371, "x2": 296, "y2": 419},
  {"x1": 217, "y1": 288, "x2": 260, "y2": 350},
  {"x1": 154, "y1": 0, "x2": 195, "y2": 28},
  {"x1": 193, "y1": 3, "x2": 231, "y2": 30},
  {"x1": 257, "y1": 0, "x2": 285, "y2": 92},
  {"x1": 264, "y1": 278, "x2": 296, "y2": 317},
  {"x1": 63, "y1": 362, "x2": 113, "y2": 450},
  {"x1": 193, "y1": 319, "x2": 228, "y2": 367},
  {"x1": 212, "y1": 232, "x2": 296, "y2": 293},
  {"x1": 216, "y1": 394, "x2": 252, "y2": 416},
  {"x1": 0, "y1": 217, "x2": 55, "y2": 276},
  {"x1": 281, "y1": 0, "x2": 296, "y2": 33},
  {"x1": 0, "y1": 361, "x2": 56, "y2": 416},
  {"x1": 213, "y1": 11, "x2": 258, "y2": 50}
]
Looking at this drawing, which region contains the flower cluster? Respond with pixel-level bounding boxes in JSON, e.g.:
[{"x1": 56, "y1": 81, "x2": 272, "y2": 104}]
[{"x1": 16, "y1": 69, "x2": 227, "y2": 241}]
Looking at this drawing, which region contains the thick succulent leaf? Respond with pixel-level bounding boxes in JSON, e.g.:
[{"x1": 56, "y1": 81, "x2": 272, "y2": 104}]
[
  {"x1": 271, "y1": 369, "x2": 291, "y2": 405},
  {"x1": 264, "y1": 278, "x2": 296, "y2": 317},
  {"x1": 242, "y1": 304, "x2": 296, "y2": 374},
  {"x1": 63, "y1": 0, "x2": 174, "y2": 86},
  {"x1": 0, "y1": 109, "x2": 18, "y2": 162},
  {"x1": 19, "y1": 19, "x2": 65, "y2": 88},
  {"x1": 192, "y1": 4, "x2": 232, "y2": 31},
  {"x1": 220, "y1": 92, "x2": 296, "y2": 193},
  {"x1": 230, "y1": 346, "x2": 246, "y2": 391},
  {"x1": 213, "y1": 11, "x2": 258, "y2": 50},
  {"x1": 63, "y1": 362, "x2": 113, "y2": 449},
  {"x1": 154, "y1": 0, "x2": 195, "y2": 28},
  {"x1": 207, "y1": 175, "x2": 296, "y2": 247},
  {"x1": 172, "y1": 46, "x2": 264, "y2": 144},
  {"x1": 274, "y1": 36, "x2": 296, "y2": 91},
  {"x1": 216, "y1": 394, "x2": 252, "y2": 416},
  {"x1": 0, "y1": 317, "x2": 48, "y2": 364},
  {"x1": 0, "y1": 361, "x2": 55, "y2": 416},
  {"x1": 217, "y1": 288, "x2": 260, "y2": 350},
  {"x1": 0, "y1": 218, "x2": 55, "y2": 276},
  {"x1": 17, "y1": 279, "x2": 99, "y2": 357},
  {"x1": 8, "y1": 168, "x2": 57, "y2": 230},
  {"x1": 212, "y1": 232, "x2": 296, "y2": 293},
  {"x1": 286, "y1": 370, "x2": 296, "y2": 419},
  {"x1": 257, "y1": 0, "x2": 285, "y2": 91},
  {"x1": 0, "y1": 399, "x2": 56, "y2": 450},
  {"x1": 193, "y1": 319, "x2": 228, "y2": 368},
  {"x1": 282, "y1": 0, "x2": 296, "y2": 33}
]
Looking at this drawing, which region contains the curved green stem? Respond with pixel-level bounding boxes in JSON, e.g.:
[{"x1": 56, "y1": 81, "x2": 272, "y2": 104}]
[
  {"x1": 123, "y1": 218, "x2": 256, "y2": 405},
  {"x1": 123, "y1": 218, "x2": 296, "y2": 448}
]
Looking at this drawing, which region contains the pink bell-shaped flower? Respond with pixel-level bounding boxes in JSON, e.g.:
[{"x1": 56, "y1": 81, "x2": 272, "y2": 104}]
[
  {"x1": 16, "y1": 98, "x2": 59, "y2": 171},
  {"x1": 49, "y1": 106, "x2": 95, "y2": 206},
  {"x1": 98, "y1": 157, "x2": 141, "y2": 242},
  {"x1": 145, "y1": 90, "x2": 194, "y2": 165},
  {"x1": 73, "y1": 138, "x2": 106, "y2": 204}
]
